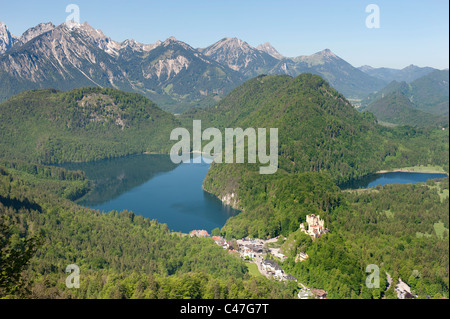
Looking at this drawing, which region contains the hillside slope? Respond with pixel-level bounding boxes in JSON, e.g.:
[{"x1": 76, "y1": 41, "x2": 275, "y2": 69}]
[
  {"x1": 361, "y1": 70, "x2": 449, "y2": 116},
  {"x1": 0, "y1": 87, "x2": 180, "y2": 163},
  {"x1": 268, "y1": 49, "x2": 386, "y2": 99},
  {"x1": 362, "y1": 91, "x2": 449, "y2": 127},
  {"x1": 182, "y1": 73, "x2": 449, "y2": 239},
  {"x1": 0, "y1": 165, "x2": 292, "y2": 299},
  {"x1": 186, "y1": 73, "x2": 392, "y2": 183}
]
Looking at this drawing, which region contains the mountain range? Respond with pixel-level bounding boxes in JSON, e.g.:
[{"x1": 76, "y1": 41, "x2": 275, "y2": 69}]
[
  {"x1": 362, "y1": 91, "x2": 449, "y2": 127},
  {"x1": 0, "y1": 20, "x2": 441, "y2": 113},
  {"x1": 360, "y1": 69, "x2": 450, "y2": 124},
  {"x1": 358, "y1": 64, "x2": 437, "y2": 84}
]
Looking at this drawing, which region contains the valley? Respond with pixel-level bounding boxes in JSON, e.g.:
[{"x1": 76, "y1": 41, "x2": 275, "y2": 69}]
[
  {"x1": 0, "y1": 72, "x2": 448, "y2": 300},
  {"x1": 0, "y1": 7, "x2": 449, "y2": 303}
]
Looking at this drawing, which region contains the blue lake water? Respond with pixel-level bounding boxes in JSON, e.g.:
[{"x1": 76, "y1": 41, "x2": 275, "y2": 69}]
[
  {"x1": 339, "y1": 171, "x2": 448, "y2": 190},
  {"x1": 61, "y1": 154, "x2": 239, "y2": 233},
  {"x1": 61, "y1": 154, "x2": 447, "y2": 232}
]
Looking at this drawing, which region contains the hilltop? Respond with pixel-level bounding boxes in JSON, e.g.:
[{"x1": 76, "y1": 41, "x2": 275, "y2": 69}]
[
  {"x1": 361, "y1": 69, "x2": 449, "y2": 116},
  {"x1": 362, "y1": 91, "x2": 449, "y2": 127},
  {"x1": 181, "y1": 73, "x2": 449, "y2": 238},
  {"x1": 0, "y1": 87, "x2": 180, "y2": 163},
  {"x1": 186, "y1": 73, "x2": 393, "y2": 183}
]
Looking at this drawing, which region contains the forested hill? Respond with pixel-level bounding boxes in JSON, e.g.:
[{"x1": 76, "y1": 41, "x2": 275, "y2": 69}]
[
  {"x1": 185, "y1": 73, "x2": 402, "y2": 184},
  {"x1": 185, "y1": 73, "x2": 448, "y2": 239},
  {"x1": 0, "y1": 164, "x2": 293, "y2": 298},
  {"x1": 362, "y1": 91, "x2": 449, "y2": 127},
  {"x1": 0, "y1": 87, "x2": 180, "y2": 164},
  {"x1": 189, "y1": 74, "x2": 448, "y2": 299},
  {"x1": 361, "y1": 69, "x2": 449, "y2": 116}
]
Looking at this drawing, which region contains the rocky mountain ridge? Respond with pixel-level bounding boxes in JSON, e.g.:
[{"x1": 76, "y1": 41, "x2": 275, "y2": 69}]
[
  {"x1": 0, "y1": 22, "x2": 18, "y2": 54},
  {"x1": 0, "y1": 20, "x2": 440, "y2": 112}
]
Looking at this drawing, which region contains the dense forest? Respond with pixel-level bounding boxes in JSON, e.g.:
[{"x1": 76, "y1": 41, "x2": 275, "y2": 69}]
[
  {"x1": 0, "y1": 87, "x2": 180, "y2": 164},
  {"x1": 184, "y1": 74, "x2": 449, "y2": 185},
  {"x1": 1, "y1": 73, "x2": 448, "y2": 299},
  {"x1": 203, "y1": 162, "x2": 449, "y2": 298},
  {"x1": 280, "y1": 179, "x2": 449, "y2": 299},
  {"x1": 0, "y1": 164, "x2": 293, "y2": 298},
  {"x1": 196, "y1": 74, "x2": 448, "y2": 237},
  {"x1": 203, "y1": 166, "x2": 340, "y2": 238},
  {"x1": 2, "y1": 160, "x2": 446, "y2": 299},
  {"x1": 192, "y1": 74, "x2": 449, "y2": 298}
]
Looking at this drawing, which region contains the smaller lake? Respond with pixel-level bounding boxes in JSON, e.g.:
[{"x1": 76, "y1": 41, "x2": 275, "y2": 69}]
[
  {"x1": 339, "y1": 171, "x2": 448, "y2": 190},
  {"x1": 61, "y1": 154, "x2": 239, "y2": 234}
]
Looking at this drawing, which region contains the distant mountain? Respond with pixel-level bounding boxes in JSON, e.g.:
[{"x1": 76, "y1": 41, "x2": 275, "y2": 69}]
[
  {"x1": 200, "y1": 37, "x2": 279, "y2": 77},
  {"x1": 16, "y1": 22, "x2": 56, "y2": 45},
  {"x1": 256, "y1": 42, "x2": 284, "y2": 59},
  {"x1": 0, "y1": 22, "x2": 18, "y2": 54},
  {"x1": 0, "y1": 20, "x2": 439, "y2": 113},
  {"x1": 358, "y1": 64, "x2": 436, "y2": 83},
  {"x1": 361, "y1": 91, "x2": 448, "y2": 127},
  {"x1": 0, "y1": 21, "x2": 131, "y2": 102},
  {"x1": 0, "y1": 22, "x2": 245, "y2": 113},
  {"x1": 268, "y1": 49, "x2": 386, "y2": 99},
  {"x1": 361, "y1": 69, "x2": 449, "y2": 115},
  {"x1": 202, "y1": 41, "x2": 386, "y2": 99},
  {"x1": 410, "y1": 69, "x2": 449, "y2": 115},
  {"x1": 115, "y1": 36, "x2": 245, "y2": 113}
]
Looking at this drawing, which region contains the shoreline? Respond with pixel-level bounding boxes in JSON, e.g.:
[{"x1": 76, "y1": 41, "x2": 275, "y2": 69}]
[{"x1": 376, "y1": 167, "x2": 449, "y2": 176}]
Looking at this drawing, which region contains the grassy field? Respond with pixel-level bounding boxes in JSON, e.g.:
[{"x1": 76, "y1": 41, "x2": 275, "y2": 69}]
[
  {"x1": 439, "y1": 189, "x2": 450, "y2": 202},
  {"x1": 434, "y1": 221, "x2": 449, "y2": 239},
  {"x1": 417, "y1": 222, "x2": 448, "y2": 239},
  {"x1": 427, "y1": 180, "x2": 449, "y2": 203},
  {"x1": 377, "y1": 165, "x2": 448, "y2": 174},
  {"x1": 245, "y1": 261, "x2": 263, "y2": 277}
]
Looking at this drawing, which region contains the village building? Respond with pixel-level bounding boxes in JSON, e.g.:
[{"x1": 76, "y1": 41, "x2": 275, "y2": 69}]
[
  {"x1": 212, "y1": 236, "x2": 229, "y2": 249},
  {"x1": 395, "y1": 279, "x2": 415, "y2": 299},
  {"x1": 300, "y1": 214, "x2": 328, "y2": 239},
  {"x1": 298, "y1": 288, "x2": 313, "y2": 299},
  {"x1": 240, "y1": 243, "x2": 263, "y2": 259},
  {"x1": 311, "y1": 289, "x2": 327, "y2": 299},
  {"x1": 189, "y1": 230, "x2": 210, "y2": 237},
  {"x1": 295, "y1": 252, "x2": 309, "y2": 262},
  {"x1": 219, "y1": 236, "x2": 297, "y2": 282},
  {"x1": 273, "y1": 251, "x2": 287, "y2": 262},
  {"x1": 261, "y1": 259, "x2": 284, "y2": 279}
]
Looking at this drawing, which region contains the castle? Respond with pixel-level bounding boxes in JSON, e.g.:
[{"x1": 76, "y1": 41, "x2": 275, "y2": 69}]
[{"x1": 300, "y1": 214, "x2": 327, "y2": 239}]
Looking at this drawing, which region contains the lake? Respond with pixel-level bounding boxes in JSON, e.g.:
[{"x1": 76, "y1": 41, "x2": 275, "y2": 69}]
[
  {"x1": 339, "y1": 171, "x2": 448, "y2": 190},
  {"x1": 61, "y1": 154, "x2": 239, "y2": 233},
  {"x1": 61, "y1": 155, "x2": 448, "y2": 232}
]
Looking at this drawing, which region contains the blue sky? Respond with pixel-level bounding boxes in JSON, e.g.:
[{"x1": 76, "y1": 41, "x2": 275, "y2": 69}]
[{"x1": 1, "y1": 0, "x2": 448, "y2": 69}]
